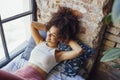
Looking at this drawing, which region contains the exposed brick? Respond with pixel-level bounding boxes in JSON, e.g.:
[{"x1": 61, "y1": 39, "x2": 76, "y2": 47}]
[
  {"x1": 107, "y1": 27, "x2": 120, "y2": 35},
  {"x1": 36, "y1": 0, "x2": 105, "y2": 48},
  {"x1": 104, "y1": 33, "x2": 120, "y2": 44},
  {"x1": 116, "y1": 43, "x2": 120, "y2": 48},
  {"x1": 56, "y1": 0, "x2": 60, "y2": 3},
  {"x1": 103, "y1": 39, "x2": 116, "y2": 47}
]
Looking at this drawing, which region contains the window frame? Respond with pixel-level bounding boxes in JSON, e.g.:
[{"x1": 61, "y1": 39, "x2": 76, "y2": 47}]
[{"x1": 0, "y1": 0, "x2": 37, "y2": 68}]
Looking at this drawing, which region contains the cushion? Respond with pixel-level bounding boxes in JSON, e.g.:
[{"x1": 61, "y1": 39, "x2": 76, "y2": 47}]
[
  {"x1": 2, "y1": 54, "x2": 27, "y2": 72},
  {"x1": 52, "y1": 40, "x2": 95, "y2": 77},
  {"x1": 21, "y1": 31, "x2": 95, "y2": 77},
  {"x1": 47, "y1": 70, "x2": 85, "y2": 80}
]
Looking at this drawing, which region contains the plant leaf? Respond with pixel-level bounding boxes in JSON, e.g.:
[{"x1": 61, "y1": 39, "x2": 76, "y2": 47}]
[
  {"x1": 112, "y1": 0, "x2": 120, "y2": 28},
  {"x1": 103, "y1": 48, "x2": 113, "y2": 55},
  {"x1": 100, "y1": 48, "x2": 120, "y2": 62},
  {"x1": 105, "y1": 13, "x2": 112, "y2": 25}
]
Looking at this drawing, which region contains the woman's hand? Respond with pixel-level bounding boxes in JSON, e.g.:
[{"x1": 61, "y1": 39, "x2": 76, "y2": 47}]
[{"x1": 31, "y1": 21, "x2": 46, "y2": 31}]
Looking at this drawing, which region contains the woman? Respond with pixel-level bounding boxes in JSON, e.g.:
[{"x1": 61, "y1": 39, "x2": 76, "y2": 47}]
[{"x1": 0, "y1": 7, "x2": 82, "y2": 80}]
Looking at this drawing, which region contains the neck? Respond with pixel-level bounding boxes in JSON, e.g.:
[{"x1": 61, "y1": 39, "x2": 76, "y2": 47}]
[{"x1": 46, "y1": 42, "x2": 58, "y2": 48}]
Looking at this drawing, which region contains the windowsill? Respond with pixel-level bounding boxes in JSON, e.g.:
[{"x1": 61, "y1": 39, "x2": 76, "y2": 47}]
[{"x1": 0, "y1": 41, "x2": 28, "y2": 68}]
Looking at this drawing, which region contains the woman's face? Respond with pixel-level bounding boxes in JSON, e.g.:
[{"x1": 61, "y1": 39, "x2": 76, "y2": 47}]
[{"x1": 46, "y1": 26, "x2": 60, "y2": 44}]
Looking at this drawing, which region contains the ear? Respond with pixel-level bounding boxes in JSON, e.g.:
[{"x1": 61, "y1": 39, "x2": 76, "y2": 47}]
[{"x1": 58, "y1": 38, "x2": 62, "y2": 42}]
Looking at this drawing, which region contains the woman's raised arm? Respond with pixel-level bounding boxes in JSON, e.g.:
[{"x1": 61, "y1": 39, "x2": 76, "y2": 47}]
[
  {"x1": 31, "y1": 22, "x2": 46, "y2": 45},
  {"x1": 55, "y1": 40, "x2": 83, "y2": 62}
]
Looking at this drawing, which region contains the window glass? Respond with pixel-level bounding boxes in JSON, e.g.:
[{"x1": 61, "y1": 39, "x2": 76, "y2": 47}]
[
  {"x1": 3, "y1": 15, "x2": 31, "y2": 53},
  {"x1": 0, "y1": 0, "x2": 31, "y2": 57},
  {"x1": 0, "y1": 37, "x2": 5, "y2": 59},
  {"x1": 0, "y1": 0, "x2": 30, "y2": 19}
]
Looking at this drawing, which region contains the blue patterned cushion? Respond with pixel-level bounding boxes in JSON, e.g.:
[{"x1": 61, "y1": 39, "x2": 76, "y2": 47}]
[{"x1": 53, "y1": 40, "x2": 95, "y2": 77}]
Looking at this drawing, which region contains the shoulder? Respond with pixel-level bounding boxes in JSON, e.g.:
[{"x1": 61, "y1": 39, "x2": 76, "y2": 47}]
[{"x1": 38, "y1": 41, "x2": 46, "y2": 45}]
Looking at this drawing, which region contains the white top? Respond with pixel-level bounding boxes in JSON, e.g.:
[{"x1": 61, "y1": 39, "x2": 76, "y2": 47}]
[{"x1": 28, "y1": 41, "x2": 57, "y2": 73}]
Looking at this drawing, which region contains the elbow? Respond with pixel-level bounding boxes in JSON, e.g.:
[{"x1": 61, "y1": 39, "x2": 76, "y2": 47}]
[
  {"x1": 31, "y1": 22, "x2": 35, "y2": 28},
  {"x1": 31, "y1": 22, "x2": 34, "y2": 30},
  {"x1": 31, "y1": 22, "x2": 37, "y2": 31},
  {"x1": 76, "y1": 48, "x2": 83, "y2": 55}
]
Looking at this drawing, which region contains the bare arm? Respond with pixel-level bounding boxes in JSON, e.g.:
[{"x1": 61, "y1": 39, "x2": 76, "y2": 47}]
[
  {"x1": 31, "y1": 21, "x2": 46, "y2": 45},
  {"x1": 55, "y1": 40, "x2": 83, "y2": 62}
]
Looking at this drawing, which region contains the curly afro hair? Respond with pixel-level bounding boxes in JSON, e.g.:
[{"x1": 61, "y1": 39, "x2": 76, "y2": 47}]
[{"x1": 46, "y1": 6, "x2": 82, "y2": 43}]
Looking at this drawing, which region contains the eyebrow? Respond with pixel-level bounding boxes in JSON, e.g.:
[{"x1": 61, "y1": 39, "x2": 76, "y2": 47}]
[
  {"x1": 52, "y1": 33, "x2": 57, "y2": 37},
  {"x1": 49, "y1": 30, "x2": 58, "y2": 37}
]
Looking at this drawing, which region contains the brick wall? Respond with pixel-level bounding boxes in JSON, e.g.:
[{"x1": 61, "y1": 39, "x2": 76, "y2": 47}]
[
  {"x1": 35, "y1": 0, "x2": 120, "y2": 51},
  {"x1": 36, "y1": 0, "x2": 106, "y2": 48}
]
